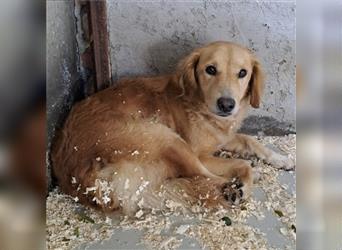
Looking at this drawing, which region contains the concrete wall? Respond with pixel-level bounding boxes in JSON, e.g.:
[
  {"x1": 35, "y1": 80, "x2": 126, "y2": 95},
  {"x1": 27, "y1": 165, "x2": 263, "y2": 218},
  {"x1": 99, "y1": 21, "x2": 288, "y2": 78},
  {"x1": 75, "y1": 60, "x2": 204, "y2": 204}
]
[
  {"x1": 47, "y1": 0, "x2": 79, "y2": 144},
  {"x1": 106, "y1": 0, "x2": 296, "y2": 134},
  {"x1": 47, "y1": 0, "x2": 80, "y2": 186}
]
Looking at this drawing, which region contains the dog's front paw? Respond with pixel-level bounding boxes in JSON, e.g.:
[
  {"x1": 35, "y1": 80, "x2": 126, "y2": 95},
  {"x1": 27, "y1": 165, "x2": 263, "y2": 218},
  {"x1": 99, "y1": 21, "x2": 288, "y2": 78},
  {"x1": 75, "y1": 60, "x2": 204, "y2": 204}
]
[
  {"x1": 222, "y1": 177, "x2": 249, "y2": 205},
  {"x1": 267, "y1": 153, "x2": 295, "y2": 170}
]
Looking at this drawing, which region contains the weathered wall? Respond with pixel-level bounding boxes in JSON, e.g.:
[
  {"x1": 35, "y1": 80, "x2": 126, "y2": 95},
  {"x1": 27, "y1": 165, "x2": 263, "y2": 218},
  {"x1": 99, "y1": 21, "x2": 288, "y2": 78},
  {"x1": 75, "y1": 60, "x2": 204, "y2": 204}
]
[
  {"x1": 47, "y1": 0, "x2": 80, "y2": 186},
  {"x1": 106, "y1": 0, "x2": 296, "y2": 134},
  {"x1": 47, "y1": 0, "x2": 79, "y2": 144}
]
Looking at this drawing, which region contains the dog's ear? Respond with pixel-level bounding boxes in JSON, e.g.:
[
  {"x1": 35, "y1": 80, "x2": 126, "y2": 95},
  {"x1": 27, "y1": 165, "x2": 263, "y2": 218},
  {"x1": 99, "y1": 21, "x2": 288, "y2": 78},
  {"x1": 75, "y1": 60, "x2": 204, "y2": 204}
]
[
  {"x1": 176, "y1": 49, "x2": 201, "y2": 96},
  {"x1": 249, "y1": 59, "x2": 265, "y2": 108}
]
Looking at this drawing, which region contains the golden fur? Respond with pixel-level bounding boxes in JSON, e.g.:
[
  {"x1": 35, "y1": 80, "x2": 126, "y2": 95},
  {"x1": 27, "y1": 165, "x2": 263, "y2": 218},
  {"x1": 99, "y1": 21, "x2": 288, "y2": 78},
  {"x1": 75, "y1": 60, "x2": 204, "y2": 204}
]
[{"x1": 51, "y1": 41, "x2": 294, "y2": 216}]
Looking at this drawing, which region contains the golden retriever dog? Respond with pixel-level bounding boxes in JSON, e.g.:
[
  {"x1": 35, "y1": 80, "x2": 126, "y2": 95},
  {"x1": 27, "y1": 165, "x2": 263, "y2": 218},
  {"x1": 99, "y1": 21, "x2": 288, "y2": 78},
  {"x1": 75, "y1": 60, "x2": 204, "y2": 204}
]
[{"x1": 51, "y1": 41, "x2": 294, "y2": 216}]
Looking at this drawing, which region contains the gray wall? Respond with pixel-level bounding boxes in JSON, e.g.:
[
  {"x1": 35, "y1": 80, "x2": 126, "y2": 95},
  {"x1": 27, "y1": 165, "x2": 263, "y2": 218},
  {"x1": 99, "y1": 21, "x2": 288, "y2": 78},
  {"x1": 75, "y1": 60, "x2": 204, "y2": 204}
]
[
  {"x1": 47, "y1": 0, "x2": 80, "y2": 187},
  {"x1": 47, "y1": 0, "x2": 79, "y2": 144},
  {"x1": 106, "y1": 0, "x2": 296, "y2": 134}
]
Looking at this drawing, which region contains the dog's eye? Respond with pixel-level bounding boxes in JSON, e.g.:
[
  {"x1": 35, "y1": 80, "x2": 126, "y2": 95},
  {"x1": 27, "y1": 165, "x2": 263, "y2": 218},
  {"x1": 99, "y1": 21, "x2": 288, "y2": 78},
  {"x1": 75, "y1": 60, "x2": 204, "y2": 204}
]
[
  {"x1": 238, "y1": 69, "x2": 247, "y2": 78},
  {"x1": 205, "y1": 66, "x2": 217, "y2": 76}
]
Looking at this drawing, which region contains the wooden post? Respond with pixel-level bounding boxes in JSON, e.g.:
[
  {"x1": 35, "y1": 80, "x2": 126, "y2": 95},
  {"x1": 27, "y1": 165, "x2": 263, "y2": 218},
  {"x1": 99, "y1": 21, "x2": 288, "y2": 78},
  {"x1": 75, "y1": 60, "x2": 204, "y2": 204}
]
[{"x1": 89, "y1": 0, "x2": 111, "y2": 91}]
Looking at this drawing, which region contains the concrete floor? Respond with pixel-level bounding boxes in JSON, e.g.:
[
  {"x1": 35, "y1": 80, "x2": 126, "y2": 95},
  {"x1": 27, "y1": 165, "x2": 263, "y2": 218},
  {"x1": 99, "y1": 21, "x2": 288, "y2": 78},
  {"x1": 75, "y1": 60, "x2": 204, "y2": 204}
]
[
  {"x1": 76, "y1": 171, "x2": 295, "y2": 250},
  {"x1": 46, "y1": 136, "x2": 295, "y2": 250}
]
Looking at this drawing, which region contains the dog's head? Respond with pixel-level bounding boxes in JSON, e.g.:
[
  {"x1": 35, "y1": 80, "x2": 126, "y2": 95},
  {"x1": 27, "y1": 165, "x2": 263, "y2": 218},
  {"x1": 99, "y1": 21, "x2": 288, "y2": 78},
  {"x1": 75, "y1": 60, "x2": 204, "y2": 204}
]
[{"x1": 176, "y1": 41, "x2": 264, "y2": 117}]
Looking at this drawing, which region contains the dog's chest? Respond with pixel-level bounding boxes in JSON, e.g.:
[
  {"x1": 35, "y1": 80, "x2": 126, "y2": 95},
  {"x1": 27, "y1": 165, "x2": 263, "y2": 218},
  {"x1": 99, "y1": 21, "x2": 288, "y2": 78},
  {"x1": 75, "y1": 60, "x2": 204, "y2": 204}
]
[{"x1": 188, "y1": 118, "x2": 236, "y2": 154}]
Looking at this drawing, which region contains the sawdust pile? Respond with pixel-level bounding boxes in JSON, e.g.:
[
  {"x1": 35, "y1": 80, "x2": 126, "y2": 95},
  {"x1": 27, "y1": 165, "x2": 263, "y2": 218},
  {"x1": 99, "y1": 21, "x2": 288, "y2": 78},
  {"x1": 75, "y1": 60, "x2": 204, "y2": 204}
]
[{"x1": 46, "y1": 135, "x2": 296, "y2": 249}]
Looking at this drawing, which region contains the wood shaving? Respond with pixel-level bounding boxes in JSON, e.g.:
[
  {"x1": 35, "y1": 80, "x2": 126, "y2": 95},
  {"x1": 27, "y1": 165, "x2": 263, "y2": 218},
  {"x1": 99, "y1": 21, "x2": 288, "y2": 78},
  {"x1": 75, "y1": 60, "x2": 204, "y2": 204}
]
[
  {"x1": 47, "y1": 135, "x2": 296, "y2": 249},
  {"x1": 135, "y1": 209, "x2": 144, "y2": 219},
  {"x1": 71, "y1": 177, "x2": 77, "y2": 184},
  {"x1": 131, "y1": 150, "x2": 140, "y2": 156},
  {"x1": 175, "y1": 224, "x2": 190, "y2": 234}
]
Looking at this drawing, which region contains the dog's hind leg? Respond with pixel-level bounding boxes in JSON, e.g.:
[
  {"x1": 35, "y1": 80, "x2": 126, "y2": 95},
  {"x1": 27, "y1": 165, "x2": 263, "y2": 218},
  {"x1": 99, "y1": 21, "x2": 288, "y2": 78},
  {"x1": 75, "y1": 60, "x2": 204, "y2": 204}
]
[{"x1": 83, "y1": 123, "x2": 227, "y2": 216}]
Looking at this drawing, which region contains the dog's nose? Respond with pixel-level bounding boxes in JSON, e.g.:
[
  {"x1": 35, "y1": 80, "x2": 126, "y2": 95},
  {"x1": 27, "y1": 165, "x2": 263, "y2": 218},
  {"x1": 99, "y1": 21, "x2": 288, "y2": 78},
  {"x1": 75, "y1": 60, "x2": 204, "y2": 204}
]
[{"x1": 217, "y1": 97, "x2": 235, "y2": 113}]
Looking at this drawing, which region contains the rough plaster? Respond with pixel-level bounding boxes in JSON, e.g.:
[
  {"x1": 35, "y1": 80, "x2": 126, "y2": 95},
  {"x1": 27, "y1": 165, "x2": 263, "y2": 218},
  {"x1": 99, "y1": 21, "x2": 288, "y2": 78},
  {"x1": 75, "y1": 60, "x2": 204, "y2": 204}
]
[
  {"x1": 47, "y1": 0, "x2": 80, "y2": 143},
  {"x1": 106, "y1": 0, "x2": 296, "y2": 134},
  {"x1": 47, "y1": 0, "x2": 80, "y2": 187}
]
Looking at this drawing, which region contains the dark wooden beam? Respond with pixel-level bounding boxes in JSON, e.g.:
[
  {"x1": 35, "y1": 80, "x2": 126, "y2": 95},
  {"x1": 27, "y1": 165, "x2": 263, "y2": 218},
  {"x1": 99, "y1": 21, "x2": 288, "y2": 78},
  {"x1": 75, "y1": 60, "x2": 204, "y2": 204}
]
[{"x1": 89, "y1": 0, "x2": 111, "y2": 91}]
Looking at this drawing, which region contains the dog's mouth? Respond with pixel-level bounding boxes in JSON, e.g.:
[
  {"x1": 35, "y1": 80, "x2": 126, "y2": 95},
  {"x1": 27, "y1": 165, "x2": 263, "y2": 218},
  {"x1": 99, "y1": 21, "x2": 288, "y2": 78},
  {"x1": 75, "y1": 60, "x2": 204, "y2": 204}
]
[
  {"x1": 215, "y1": 111, "x2": 233, "y2": 117},
  {"x1": 213, "y1": 106, "x2": 239, "y2": 117},
  {"x1": 215, "y1": 111, "x2": 232, "y2": 117}
]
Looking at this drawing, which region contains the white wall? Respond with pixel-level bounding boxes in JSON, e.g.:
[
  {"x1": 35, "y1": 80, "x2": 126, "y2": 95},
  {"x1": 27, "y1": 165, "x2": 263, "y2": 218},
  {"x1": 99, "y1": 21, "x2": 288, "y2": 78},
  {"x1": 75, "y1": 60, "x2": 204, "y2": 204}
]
[{"x1": 106, "y1": 0, "x2": 296, "y2": 134}]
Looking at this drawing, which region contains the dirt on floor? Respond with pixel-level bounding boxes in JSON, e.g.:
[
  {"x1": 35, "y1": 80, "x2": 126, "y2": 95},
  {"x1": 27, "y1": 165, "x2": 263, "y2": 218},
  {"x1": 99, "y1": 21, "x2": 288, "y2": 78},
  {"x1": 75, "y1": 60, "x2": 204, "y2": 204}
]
[{"x1": 46, "y1": 135, "x2": 296, "y2": 250}]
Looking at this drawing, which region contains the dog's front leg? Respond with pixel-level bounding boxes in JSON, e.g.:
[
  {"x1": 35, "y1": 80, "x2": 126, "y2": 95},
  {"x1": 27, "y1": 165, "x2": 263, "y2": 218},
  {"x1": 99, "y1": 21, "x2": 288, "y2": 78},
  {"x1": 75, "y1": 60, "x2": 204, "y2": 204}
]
[{"x1": 223, "y1": 134, "x2": 295, "y2": 170}]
